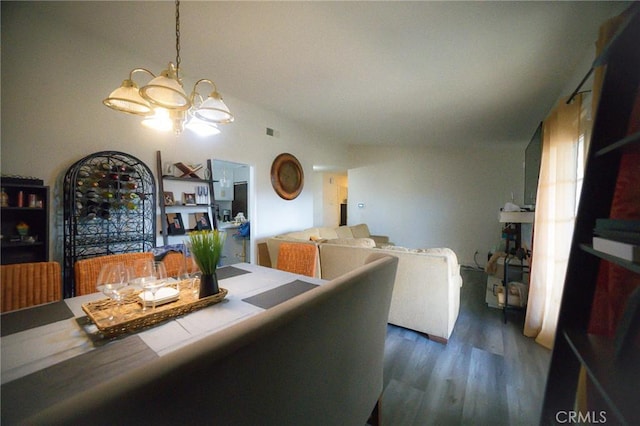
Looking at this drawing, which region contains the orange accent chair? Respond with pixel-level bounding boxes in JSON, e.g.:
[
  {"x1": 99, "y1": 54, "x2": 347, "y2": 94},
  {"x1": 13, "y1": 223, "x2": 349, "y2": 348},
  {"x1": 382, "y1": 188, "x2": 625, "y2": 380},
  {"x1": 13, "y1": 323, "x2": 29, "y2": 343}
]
[
  {"x1": 1, "y1": 261, "x2": 62, "y2": 312},
  {"x1": 276, "y1": 242, "x2": 318, "y2": 278},
  {"x1": 74, "y1": 252, "x2": 154, "y2": 296}
]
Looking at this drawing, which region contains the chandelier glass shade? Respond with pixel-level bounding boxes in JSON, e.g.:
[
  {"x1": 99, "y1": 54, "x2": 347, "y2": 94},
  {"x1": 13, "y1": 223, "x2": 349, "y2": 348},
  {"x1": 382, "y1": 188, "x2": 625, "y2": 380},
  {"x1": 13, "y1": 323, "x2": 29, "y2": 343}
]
[
  {"x1": 103, "y1": 70, "x2": 154, "y2": 116},
  {"x1": 103, "y1": 1, "x2": 232, "y2": 136}
]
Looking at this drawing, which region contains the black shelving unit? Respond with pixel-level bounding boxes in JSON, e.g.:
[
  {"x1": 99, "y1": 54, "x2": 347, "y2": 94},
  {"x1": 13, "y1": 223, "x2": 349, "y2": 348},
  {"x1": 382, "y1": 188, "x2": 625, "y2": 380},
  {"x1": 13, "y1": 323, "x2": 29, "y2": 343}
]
[
  {"x1": 1, "y1": 179, "x2": 49, "y2": 264},
  {"x1": 156, "y1": 151, "x2": 217, "y2": 246},
  {"x1": 541, "y1": 6, "x2": 640, "y2": 425},
  {"x1": 63, "y1": 151, "x2": 156, "y2": 297}
]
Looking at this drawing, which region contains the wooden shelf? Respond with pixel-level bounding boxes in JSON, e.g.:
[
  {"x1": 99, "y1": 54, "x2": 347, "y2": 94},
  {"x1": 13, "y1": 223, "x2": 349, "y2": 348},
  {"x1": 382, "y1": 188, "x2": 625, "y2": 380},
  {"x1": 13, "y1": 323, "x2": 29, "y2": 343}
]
[
  {"x1": 157, "y1": 151, "x2": 218, "y2": 246},
  {"x1": 1, "y1": 181, "x2": 49, "y2": 265},
  {"x1": 595, "y1": 131, "x2": 640, "y2": 157},
  {"x1": 1, "y1": 241, "x2": 45, "y2": 248},
  {"x1": 0, "y1": 206, "x2": 46, "y2": 211},
  {"x1": 165, "y1": 204, "x2": 214, "y2": 208},
  {"x1": 580, "y1": 243, "x2": 640, "y2": 274},
  {"x1": 161, "y1": 175, "x2": 216, "y2": 184},
  {"x1": 563, "y1": 329, "x2": 640, "y2": 424}
]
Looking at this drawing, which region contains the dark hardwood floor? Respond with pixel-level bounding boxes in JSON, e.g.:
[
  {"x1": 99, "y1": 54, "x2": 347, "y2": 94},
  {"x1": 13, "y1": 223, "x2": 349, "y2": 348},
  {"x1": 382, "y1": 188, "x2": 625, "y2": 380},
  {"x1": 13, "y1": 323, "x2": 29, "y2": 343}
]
[{"x1": 380, "y1": 268, "x2": 550, "y2": 425}]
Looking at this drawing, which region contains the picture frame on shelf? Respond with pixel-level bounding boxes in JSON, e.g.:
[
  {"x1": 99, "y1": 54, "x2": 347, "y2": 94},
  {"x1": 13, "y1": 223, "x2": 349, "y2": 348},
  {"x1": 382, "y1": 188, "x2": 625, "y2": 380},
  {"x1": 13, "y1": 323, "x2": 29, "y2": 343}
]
[
  {"x1": 194, "y1": 212, "x2": 212, "y2": 230},
  {"x1": 163, "y1": 192, "x2": 175, "y2": 206},
  {"x1": 183, "y1": 192, "x2": 196, "y2": 206},
  {"x1": 166, "y1": 213, "x2": 185, "y2": 235}
]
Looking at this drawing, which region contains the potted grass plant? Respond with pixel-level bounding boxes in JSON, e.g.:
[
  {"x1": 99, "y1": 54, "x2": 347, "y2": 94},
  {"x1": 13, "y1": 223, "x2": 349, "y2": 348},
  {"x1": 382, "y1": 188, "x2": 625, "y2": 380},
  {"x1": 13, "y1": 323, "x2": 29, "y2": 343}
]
[{"x1": 187, "y1": 229, "x2": 226, "y2": 298}]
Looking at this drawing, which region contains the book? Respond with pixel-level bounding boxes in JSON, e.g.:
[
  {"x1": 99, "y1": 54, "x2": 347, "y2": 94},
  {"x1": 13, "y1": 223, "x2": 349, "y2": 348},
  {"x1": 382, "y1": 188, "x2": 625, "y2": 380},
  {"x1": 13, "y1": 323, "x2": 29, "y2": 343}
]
[
  {"x1": 593, "y1": 229, "x2": 640, "y2": 245},
  {"x1": 592, "y1": 236, "x2": 640, "y2": 263},
  {"x1": 595, "y1": 218, "x2": 640, "y2": 232},
  {"x1": 593, "y1": 218, "x2": 640, "y2": 245}
]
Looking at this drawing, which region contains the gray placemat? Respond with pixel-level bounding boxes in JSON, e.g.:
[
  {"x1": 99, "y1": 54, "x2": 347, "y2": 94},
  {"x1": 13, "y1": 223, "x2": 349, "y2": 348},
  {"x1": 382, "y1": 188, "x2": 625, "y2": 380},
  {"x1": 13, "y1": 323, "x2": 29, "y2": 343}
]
[
  {"x1": 242, "y1": 280, "x2": 319, "y2": 310},
  {"x1": 217, "y1": 265, "x2": 252, "y2": 280},
  {"x1": 1, "y1": 335, "x2": 158, "y2": 424},
  {"x1": 1, "y1": 301, "x2": 75, "y2": 337}
]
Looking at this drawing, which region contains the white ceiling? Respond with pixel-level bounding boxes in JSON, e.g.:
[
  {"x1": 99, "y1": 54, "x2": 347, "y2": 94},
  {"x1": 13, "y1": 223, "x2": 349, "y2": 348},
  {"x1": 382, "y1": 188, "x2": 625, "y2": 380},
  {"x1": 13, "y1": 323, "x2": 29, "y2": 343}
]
[{"x1": 33, "y1": 1, "x2": 628, "y2": 147}]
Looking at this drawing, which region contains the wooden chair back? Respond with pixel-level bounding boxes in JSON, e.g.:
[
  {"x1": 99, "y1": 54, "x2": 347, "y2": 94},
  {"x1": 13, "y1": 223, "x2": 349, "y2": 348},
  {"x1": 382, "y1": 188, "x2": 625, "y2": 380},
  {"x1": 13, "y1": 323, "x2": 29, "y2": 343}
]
[{"x1": 1, "y1": 261, "x2": 62, "y2": 312}]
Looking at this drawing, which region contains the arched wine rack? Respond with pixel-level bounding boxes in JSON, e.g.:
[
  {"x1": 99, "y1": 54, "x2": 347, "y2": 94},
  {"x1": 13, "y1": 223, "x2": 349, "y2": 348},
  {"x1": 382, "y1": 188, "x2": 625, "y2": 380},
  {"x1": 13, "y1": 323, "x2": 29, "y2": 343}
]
[{"x1": 63, "y1": 151, "x2": 156, "y2": 297}]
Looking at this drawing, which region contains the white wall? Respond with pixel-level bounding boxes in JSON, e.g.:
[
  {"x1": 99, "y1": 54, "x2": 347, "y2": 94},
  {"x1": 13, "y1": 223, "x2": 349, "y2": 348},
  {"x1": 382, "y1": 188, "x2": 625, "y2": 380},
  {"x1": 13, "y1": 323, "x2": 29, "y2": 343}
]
[
  {"x1": 343, "y1": 22, "x2": 612, "y2": 268},
  {"x1": 1, "y1": 3, "x2": 349, "y2": 264},
  {"x1": 347, "y1": 144, "x2": 524, "y2": 266}
]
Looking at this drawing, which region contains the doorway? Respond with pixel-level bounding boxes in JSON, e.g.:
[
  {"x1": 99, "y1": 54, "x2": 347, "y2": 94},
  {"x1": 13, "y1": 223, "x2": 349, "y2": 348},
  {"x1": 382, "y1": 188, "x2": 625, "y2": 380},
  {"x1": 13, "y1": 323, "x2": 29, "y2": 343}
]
[
  {"x1": 316, "y1": 170, "x2": 348, "y2": 228},
  {"x1": 232, "y1": 182, "x2": 247, "y2": 219},
  {"x1": 212, "y1": 159, "x2": 251, "y2": 265}
]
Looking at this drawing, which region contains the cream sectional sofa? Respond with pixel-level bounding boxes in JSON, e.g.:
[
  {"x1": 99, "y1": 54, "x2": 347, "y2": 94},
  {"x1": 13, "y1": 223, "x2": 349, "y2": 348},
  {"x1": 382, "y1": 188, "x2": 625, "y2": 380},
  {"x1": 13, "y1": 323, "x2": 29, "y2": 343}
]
[
  {"x1": 266, "y1": 223, "x2": 391, "y2": 278},
  {"x1": 266, "y1": 224, "x2": 462, "y2": 342},
  {"x1": 320, "y1": 244, "x2": 463, "y2": 343}
]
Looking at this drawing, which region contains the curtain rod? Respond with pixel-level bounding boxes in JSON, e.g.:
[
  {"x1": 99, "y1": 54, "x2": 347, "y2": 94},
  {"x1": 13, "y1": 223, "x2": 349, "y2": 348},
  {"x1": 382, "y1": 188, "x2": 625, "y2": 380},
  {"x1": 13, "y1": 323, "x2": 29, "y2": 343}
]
[
  {"x1": 566, "y1": 68, "x2": 594, "y2": 104},
  {"x1": 566, "y1": 4, "x2": 639, "y2": 105}
]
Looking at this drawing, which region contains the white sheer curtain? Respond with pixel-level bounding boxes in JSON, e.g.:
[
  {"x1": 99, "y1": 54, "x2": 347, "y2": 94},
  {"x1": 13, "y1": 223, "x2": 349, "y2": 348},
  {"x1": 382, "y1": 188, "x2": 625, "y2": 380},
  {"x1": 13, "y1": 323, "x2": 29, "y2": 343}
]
[{"x1": 524, "y1": 94, "x2": 585, "y2": 349}]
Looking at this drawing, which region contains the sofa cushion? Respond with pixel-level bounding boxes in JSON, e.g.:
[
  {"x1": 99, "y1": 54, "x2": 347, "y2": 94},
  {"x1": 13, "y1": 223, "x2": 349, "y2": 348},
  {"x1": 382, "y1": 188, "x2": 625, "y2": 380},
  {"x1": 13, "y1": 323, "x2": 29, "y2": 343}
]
[
  {"x1": 380, "y1": 245, "x2": 410, "y2": 252},
  {"x1": 280, "y1": 228, "x2": 320, "y2": 241},
  {"x1": 350, "y1": 223, "x2": 371, "y2": 238},
  {"x1": 335, "y1": 226, "x2": 354, "y2": 239},
  {"x1": 316, "y1": 227, "x2": 339, "y2": 240},
  {"x1": 322, "y1": 238, "x2": 376, "y2": 248}
]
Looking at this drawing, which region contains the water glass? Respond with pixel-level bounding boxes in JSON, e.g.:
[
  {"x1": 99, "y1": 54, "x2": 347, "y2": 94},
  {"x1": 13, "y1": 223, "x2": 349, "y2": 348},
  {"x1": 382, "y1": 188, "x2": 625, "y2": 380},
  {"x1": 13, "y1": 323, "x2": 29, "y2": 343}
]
[{"x1": 96, "y1": 263, "x2": 128, "y2": 322}]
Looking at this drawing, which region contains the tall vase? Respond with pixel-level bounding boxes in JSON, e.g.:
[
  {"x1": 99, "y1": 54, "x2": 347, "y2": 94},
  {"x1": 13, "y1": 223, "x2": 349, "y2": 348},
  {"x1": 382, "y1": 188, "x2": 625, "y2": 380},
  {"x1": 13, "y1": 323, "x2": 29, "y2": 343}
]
[{"x1": 199, "y1": 271, "x2": 219, "y2": 298}]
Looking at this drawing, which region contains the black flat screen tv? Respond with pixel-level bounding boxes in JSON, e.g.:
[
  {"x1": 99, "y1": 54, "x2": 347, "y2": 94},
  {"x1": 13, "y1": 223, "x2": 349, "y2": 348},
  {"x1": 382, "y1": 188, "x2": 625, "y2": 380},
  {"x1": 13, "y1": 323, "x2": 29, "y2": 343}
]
[{"x1": 524, "y1": 123, "x2": 542, "y2": 208}]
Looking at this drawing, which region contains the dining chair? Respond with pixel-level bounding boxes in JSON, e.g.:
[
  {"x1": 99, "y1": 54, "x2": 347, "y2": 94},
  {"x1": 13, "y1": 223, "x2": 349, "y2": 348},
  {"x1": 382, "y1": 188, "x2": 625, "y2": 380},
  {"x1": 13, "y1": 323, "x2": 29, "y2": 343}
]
[
  {"x1": 159, "y1": 251, "x2": 185, "y2": 278},
  {"x1": 159, "y1": 251, "x2": 200, "y2": 277},
  {"x1": 74, "y1": 252, "x2": 154, "y2": 296},
  {"x1": 1, "y1": 261, "x2": 62, "y2": 312},
  {"x1": 276, "y1": 242, "x2": 318, "y2": 277},
  {"x1": 257, "y1": 242, "x2": 272, "y2": 268}
]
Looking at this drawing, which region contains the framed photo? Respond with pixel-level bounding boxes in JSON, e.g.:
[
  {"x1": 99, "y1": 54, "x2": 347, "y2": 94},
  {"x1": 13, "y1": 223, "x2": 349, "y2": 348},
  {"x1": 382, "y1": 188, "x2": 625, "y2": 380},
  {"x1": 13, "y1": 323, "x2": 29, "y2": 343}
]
[
  {"x1": 166, "y1": 213, "x2": 185, "y2": 235},
  {"x1": 194, "y1": 212, "x2": 212, "y2": 230},
  {"x1": 183, "y1": 192, "x2": 196, "y2": 206},
  {"x1": 163, "y1": 192, "x2": 175, "y2": 206}
]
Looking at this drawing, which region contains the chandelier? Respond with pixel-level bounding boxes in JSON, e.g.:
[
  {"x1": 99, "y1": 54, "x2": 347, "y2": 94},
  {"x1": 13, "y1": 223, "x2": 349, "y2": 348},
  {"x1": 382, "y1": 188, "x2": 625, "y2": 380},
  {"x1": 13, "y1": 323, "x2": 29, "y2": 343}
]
[{"x1": 103, "y1": 0, "x2": 233, "y2": 136}]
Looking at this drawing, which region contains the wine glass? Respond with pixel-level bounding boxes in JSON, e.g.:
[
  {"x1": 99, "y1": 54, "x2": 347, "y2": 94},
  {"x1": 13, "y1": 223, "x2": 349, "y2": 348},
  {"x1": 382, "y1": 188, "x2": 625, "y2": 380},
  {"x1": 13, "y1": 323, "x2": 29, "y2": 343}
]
[
  {"x1": 131, "y1": 259, "x2": 167, "y2": 311},
  {"x1": 129, "y1": 260, "x2": 152, "y2": 312},
  {"x1": 146, "y1": 261, "x2": 167, "y2": 311},
  {"x1": 197, "y1": 186, "x2": 204, "y2": 205},
  {"x1": 96, "y1": 263, "x2": 127, "y2": 322},
  {"x1": 178, "y1": 254, "x2": 199, "y2": 296}
]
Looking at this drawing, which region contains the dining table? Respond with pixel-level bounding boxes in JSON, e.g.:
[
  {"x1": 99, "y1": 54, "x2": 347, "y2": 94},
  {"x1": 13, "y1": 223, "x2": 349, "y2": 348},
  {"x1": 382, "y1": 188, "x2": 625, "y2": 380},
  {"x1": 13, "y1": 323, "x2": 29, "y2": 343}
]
[{"x1": 0, "y1": 263, "x2": 325, "y2": 424}]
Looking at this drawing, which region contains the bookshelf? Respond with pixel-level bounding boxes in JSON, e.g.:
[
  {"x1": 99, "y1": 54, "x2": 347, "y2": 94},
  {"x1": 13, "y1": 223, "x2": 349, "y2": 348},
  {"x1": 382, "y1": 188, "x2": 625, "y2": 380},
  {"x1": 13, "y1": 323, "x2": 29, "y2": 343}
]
[{"x1": 540, "y1": 6, "x2": 640, "y2": 425}]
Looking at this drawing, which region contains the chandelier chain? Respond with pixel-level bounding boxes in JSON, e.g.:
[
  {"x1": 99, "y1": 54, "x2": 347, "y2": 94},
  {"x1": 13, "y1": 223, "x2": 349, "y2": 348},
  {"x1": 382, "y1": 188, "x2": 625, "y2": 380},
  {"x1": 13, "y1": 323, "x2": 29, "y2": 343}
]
[{"x1": 175, "y1": 0, "x2": 181, "y2": 79}]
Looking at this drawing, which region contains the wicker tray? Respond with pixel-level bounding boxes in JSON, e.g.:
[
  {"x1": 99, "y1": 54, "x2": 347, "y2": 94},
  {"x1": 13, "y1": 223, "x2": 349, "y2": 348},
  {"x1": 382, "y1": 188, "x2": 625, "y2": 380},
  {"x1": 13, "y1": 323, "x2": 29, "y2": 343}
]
[{"x1": 82, "y1": 281, "x2": 227, "y2": 338}]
